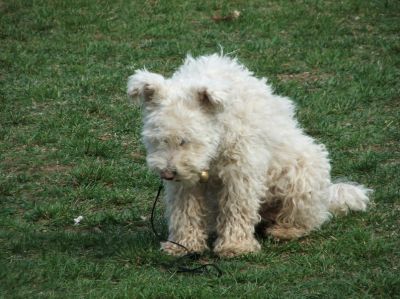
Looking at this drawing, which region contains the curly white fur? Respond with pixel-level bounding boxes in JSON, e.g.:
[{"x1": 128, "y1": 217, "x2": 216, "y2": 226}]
[{"x1": 127, "y1": 54, "x2": 372, "y2": 257}]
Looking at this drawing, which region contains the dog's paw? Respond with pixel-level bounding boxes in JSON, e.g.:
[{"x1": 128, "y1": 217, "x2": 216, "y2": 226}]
[
  {"x1": 160, "y1": 241, "x2": 188, "y2": 256},
  {"x1": 213, "y1": 238, "x2": 261, "y2": 258},
  {"x1": 160, "y1": 240, "x2": 208, "y2": 256}
]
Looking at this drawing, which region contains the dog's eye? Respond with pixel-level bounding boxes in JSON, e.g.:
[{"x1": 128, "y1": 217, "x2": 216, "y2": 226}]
[{"x1": 179, "y1": 139, "x2": 188, "y2": 146}]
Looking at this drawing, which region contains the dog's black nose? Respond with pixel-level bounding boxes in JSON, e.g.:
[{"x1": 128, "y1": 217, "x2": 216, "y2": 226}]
[{"x1": 160, "y1": 169, "x2": 177, "y2": 180}]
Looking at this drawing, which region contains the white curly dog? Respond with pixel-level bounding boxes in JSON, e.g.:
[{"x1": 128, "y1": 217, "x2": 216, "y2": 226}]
[{"x1": 127, "y1": 54, "x2": 371, "y2": 257}]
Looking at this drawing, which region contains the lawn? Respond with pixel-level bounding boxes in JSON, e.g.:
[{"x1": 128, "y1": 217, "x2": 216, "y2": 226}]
[{"x1": 0, "y1": 0, "x2": 399, "y2": 298}]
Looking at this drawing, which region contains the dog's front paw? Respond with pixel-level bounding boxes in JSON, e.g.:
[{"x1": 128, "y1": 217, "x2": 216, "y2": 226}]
[
  {"x1": 160, "y1": 240, "x2": 208, "y2": 256},
  {"x1": 160, "y1": 241, "x2": 188, "y2": 256},
  {"x1": 213, "y1": 238, "x2": 261, "y2": 258}
]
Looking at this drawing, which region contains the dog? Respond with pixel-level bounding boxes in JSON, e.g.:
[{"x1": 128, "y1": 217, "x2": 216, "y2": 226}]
[{"x1": 127, "y1": 54, "x2": 371, "y2": 257}]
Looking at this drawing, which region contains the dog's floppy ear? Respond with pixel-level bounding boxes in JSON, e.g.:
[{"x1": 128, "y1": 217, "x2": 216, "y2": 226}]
[
  {"x1": 127, "y1": 69, "x2": 165, "y2": 105},
  {"x1": 197, "y1": 87, "x2": 227, "y2": 111}
]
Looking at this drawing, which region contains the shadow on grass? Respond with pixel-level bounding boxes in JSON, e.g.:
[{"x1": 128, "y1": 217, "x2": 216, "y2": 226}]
[{"x1": 5, "y1": 223, "x2": 169, "y2": 267}]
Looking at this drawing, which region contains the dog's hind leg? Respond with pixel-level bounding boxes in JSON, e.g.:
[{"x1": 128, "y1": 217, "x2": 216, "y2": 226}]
[{"x1": 264, "y1": 157, "x2": 332, "y2": 240}]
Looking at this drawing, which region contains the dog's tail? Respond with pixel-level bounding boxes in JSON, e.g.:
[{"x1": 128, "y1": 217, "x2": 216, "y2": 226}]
[{"x1": 327, "y1": 182, "x2": 372, "y2": 216}]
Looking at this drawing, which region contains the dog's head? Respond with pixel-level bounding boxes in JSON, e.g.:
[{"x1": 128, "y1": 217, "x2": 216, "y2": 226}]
[{"x1": 127, "y1": 67, "x2": 228, "y2": 184}]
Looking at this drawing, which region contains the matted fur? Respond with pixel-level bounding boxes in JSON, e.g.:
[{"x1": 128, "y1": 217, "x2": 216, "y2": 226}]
[{"x1": 127, "y1": 54, "x2": 372, "y2": 257}]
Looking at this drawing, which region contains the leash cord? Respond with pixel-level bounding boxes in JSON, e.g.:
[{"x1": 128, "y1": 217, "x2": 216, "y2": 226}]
[{"x1": 150, "y1": 184, "x2": 223, "y2": 277}]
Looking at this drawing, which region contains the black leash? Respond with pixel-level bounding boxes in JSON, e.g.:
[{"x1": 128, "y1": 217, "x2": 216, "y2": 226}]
[{"x1": 150, "y1": 184, "x2": 223, "y2": 277}]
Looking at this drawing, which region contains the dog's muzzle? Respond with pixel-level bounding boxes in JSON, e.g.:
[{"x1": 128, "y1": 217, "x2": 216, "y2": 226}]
[
  {"x1": 160, "y1": 169, "x2": 177, "y2": 181},
  {"x1": 160, "y1": 169, "x2": 209, "y2": 183}
]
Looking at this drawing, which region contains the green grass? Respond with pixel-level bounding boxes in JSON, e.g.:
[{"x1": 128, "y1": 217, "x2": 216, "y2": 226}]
[{"x1": 1, "y1": 0, "x2": 399, "y2": 298}]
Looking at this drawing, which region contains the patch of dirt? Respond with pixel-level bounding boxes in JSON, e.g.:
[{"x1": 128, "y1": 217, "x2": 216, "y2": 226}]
[
  {"x1": 130, "y1": 151, "x2": 144, "y2": 161},
  {"x1": 39, "y1": 164, "x2": 74, "y2": 173},
  {"x1": 98, "y1": 133, "x2": 113, "y2": 141},
  {"x1": 277, "y1": 71, "x2": 332, "y2": 83}
]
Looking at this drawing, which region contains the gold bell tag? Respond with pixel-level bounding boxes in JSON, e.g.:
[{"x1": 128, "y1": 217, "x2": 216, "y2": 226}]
[{"x1": 199, "y1": 170, "x2": 209, "y2": 183}]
